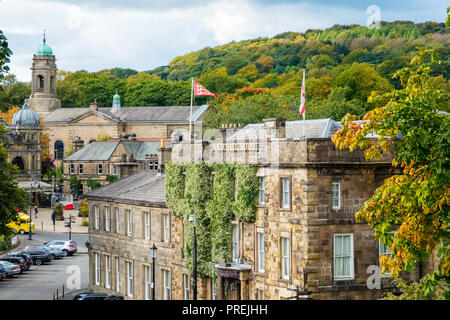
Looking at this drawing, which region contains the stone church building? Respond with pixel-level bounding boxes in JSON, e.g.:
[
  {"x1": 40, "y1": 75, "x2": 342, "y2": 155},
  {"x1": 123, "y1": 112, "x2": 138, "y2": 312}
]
[{"x1": 26, "y1": 35, "x2": 208, "y2": 168}]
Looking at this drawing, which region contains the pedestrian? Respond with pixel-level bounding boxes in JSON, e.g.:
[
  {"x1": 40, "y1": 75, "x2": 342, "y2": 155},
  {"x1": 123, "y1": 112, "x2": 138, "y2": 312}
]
[
  {"x1": 34, "y1": 206, "x2": 38, "y2": 219},
  {"x1": 51, "y1": 210, "x2": 56, "y2": 226}
]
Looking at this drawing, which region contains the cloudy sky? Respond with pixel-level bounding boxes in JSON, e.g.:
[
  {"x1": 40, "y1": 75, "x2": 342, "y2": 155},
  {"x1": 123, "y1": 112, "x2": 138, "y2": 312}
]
[{"x1": 0, "y1": 0, "x2": 447, "y2": 81}]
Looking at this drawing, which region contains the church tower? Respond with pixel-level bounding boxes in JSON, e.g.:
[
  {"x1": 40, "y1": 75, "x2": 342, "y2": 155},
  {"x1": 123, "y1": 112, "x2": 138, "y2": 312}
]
[{"x1": 28, "y1": 31, "x2": 61, "y2": 114}]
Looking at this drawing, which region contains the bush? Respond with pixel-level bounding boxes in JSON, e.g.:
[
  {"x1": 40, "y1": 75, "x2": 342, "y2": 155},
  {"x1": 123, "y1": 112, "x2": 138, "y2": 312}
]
[
  {"x1": 81, "y1": 219, "x2": 89, "y2": 227},
  {"x1": 54, "y1": 203, "x2": 64, "y2": 221},
  {"x1": 78, "y1": 200, "x2": 89, "y2": 218}
]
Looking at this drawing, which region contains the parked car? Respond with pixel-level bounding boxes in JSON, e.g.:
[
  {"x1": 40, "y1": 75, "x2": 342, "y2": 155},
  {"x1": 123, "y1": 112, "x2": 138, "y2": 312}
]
[
  {"x1": 0, "y1": 264, "x2": 7, "y2": 280},
  {"x1": 0, "y1": 256, "x2": 29, "y2": 272},
  {"x1": 24, "y1": 246, "x2": 63, "y2": 260},
  {"x1": 0, "y1": 261, "x2": 21, "y2": 277},
  {"x1": 72, "y1": 293, "x2": 124, "y2": 300},
  {"x1": 21, "y1": 250, "x2": 52, "y2": 266},
  {"x1": 6, "y1": 252, "x2": 33, "y2": 267},
  {"x1": 44, "y1": 240, "x2": 77, "y2": 256}
]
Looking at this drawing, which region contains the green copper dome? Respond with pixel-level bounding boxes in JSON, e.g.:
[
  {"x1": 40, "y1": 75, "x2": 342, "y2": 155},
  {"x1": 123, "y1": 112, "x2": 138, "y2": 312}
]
[{"x1": 36, "y1": 43, "x2": 53, "y2": 55}]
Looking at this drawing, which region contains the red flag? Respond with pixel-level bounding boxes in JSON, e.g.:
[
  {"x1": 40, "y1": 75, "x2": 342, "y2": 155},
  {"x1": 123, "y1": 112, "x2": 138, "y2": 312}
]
[{"x1": 194, "y1": 81, "x2": 217, "y2": 97}]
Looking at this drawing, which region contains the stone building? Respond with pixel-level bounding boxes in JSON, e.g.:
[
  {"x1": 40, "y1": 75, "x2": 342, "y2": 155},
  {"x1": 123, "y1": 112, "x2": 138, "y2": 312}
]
[
  {"x1": 168, "y1": 117, "x2": 431, "y2": 300},
  {"x1": 26, "y1": 35, "x2": 208, "y2": 168},
  {"x1": 1, "y1": 100, "x2": 52, "y2": 197},
  {"x1": 85, "y1": 170, "x2": 192, "y2": 300},
  {"x1": 63, "y1": 136, "x2": 169, "y2": 196}
]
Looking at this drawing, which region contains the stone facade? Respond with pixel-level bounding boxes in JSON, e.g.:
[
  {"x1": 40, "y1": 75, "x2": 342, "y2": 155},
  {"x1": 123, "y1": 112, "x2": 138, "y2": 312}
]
[
  {"x1": 63, "y1": 138, "x2": 162, "y2": 195},
  {"x1": 169, "y1": 118, "x2": 432, "y2": 300}
]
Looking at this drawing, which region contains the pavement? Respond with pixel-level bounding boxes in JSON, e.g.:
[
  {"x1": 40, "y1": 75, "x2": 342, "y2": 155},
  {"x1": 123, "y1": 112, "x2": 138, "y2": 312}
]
[{"x1": 32, "y1": 207, "x2": 89, "y2": 234}]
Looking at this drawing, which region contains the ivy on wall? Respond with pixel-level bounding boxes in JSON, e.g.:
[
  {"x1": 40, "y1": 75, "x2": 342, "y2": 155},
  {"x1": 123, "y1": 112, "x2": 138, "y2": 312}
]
[{"x1": 165, "y1": 162, "x2": 259, "y2": 278}]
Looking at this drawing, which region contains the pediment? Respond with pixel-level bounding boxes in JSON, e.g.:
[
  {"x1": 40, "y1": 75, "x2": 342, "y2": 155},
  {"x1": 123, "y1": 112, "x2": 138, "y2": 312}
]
[{"x1": 70, "y1": 110, "x2": 119, "y2": 125}]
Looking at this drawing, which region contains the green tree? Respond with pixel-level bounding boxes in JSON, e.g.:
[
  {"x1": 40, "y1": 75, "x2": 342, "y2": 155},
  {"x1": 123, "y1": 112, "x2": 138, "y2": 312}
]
[
  {"x1": 308, "y1": 87, "x2": 364, "y2": 121},
  {"x1": 0, "y1": 123, "x2": 29, "y2": 239},
  {"x1": 87, "y1": 178, "x2": 101, "y2": 191},
  {"x1": 69, "y1": 175, "x2": 82, "y2": 197},
  {"x1": 0, "y1": 30, "x2": 12, "y2": 82},
  {"x1": 332, "y1": 48, "x2": 449, "y2": 299},
  {"x1": 335, "y1": 62, "x2": 392, "y2": 108}
]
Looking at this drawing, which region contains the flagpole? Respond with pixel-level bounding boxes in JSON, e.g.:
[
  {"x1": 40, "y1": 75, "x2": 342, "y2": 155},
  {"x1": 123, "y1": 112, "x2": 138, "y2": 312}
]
[
  {"x1": 189, "y1": 77, "x2": 194, "y2": 140},
  {"x1": 302, "y1": 68, "x2": 305, "y2": 138}
]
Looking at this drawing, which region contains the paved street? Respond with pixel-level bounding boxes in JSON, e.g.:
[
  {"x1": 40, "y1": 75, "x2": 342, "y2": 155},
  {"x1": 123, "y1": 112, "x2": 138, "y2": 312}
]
[{"x1": 0, "y1": 232, "x2": 89, "y2": 300}]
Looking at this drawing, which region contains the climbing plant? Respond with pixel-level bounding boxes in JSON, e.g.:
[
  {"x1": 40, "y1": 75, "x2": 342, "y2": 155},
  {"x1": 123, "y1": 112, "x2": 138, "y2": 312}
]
[
  {"x1": 233, "y1": 164, "x2": 259, "y2": 222},
  {"x1": 207, "y1": 164, "x2": 235, "y2": 265},
  {"x1": 165, "y1": 162, "x2": 259, "y2": 278}
]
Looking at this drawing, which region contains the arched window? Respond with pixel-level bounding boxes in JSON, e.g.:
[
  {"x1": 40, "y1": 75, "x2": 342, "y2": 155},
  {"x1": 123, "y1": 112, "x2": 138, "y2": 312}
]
[
  {"x1": 31, "y1": 155, "x2": 36, "y2": 170},
  {"x1": 38, "y1": 75, "x2": 44, "y2": 90},
  {"x1": 54, "y1": 140, "x2": 64, "y2": 160},
  {"x1": 12, "y1": 157, "x2": 25, "y2": 173}
]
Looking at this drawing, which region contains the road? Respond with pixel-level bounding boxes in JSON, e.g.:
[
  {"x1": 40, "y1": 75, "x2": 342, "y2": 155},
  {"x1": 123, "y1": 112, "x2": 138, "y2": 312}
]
[{"x1": 0, "y1": 231, "x2": 89, "y2": 300}]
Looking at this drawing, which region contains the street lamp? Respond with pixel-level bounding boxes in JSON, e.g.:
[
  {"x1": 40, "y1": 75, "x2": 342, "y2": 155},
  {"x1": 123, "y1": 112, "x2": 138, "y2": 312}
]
[
  {"x1": 150, "y1": 243, "x2": 157, "y2": 300},
  {"x1": 28, "y1": 175, "x2": 40, "y2": 240},
  {"x1": 189, "y1": 214, "x2": 197, "y2": 300}
]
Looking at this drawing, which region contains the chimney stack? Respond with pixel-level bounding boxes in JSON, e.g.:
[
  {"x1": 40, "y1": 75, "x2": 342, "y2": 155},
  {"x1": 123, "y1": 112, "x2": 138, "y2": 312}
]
[
  {"x1": 263, "y1": 118, "x2": 286, "y2": 139},
  {"x1": 90, "y1": 100, "x2": 99, "y2": 111}
]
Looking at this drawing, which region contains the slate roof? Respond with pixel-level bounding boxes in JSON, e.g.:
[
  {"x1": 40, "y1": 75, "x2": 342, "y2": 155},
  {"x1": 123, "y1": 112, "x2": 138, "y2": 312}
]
[
  {"x1": 44, "y1": 105, "x2": 209, "y2": 124},
  {"x1": 64, "y1": 141, "x2": 119, "y2": 161},
  {"x1": 64, "y1": 140, "x2": 160, "y2": 161},
  {"x1": 227, "y1": 118, "x2": 342, "y2": 141},
  {"x1": 85, "y1": 171, "x2": 166, "y2": 205}
]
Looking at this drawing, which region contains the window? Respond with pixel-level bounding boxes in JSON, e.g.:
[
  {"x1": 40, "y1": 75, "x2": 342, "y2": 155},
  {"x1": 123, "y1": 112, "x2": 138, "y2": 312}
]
[
  {"x1": 281, "y1": 178, "x2": 290, "y2": 209},
  {"x1": 31, "y1": 134, "x2": 35, "y2": 141},
  {"x1": 163, "y1": 269, "x2": 171, "y2": 300},
  {"x1": 257, "y1": 232, "x2": 265, "y2": 273},
  {"x1": 163, "y1": 214, "x2": 170, "y2": 242},
  {"x1": 379, "y1": 232, "x2": 395, "y2": 277},
  {"x1": 281, "y1": 237, "x2": 290, "y2": 280},
  {"x1": 258, "y1": 177, "x2": 265, "y2": 204},
  {"x1": 144, "y1": 212, "x2": 150, "y2": 240},
  {"x1": 105, "y1": 255, "x2": 111, "y2": 289},
  {"x1": 332, "y1": 180, "x2": 341, "y2": 209},
  {"x1": 144, "y1": 266, "x2": 151, "y2": 300},
  {"x1": 31, "y1": 155, "x2": 35, "y2": 170},
  {"x1": 115, "y1": 257, "x2": 120, "y2": 292},
  {"x1": 183, "y1": 274, "x2": 190, "y2": 300},
  {"x1": 95, "y1": 253, "x2": 100, "y2": 286},
  {"x1": 127, "y1": 262, "x2": 133, "y2": 297},
  {"x1": 98, "y1": 164, "x2": 103, "y2": 174},
  {"x1": 21, "y1": 133, "x2": 27, "y2": 141},
  {"x1": 112, "y1": 165, "x2": 117, "y2": 175},
  {"x1": 256, "y1": 288, "x2": 265, "y2": 300},
  {"x1": 232, "y1": 224, "x2": 239, "y2": 262},
  {"x1": 105, "y1": 207, "x2": 111, "y2": 232},
  {"x1": 334, "y1": 234, "x2": 354, "y2": 280},
  {"x1": 127, "y1": 210, "x2": 132, "y2": 236},
  {"x1": 115, "y1": 208, "x2": 120, "y2": 233},
  {"x1": 154, "y1": 161, "x2": 158, "y2": 171},
  {"x1": 94, "y1": 206, "x2": 99, "y2": 230},
  {"x1": 211, "y1": 278, "x2": 217, "y2": 300},
  {"x1": 54, "y1": 140, "x2": 64, "y2": 160},
  {"x1": 69, "y1": 164, "x2": 74, "y2": 174},
  {"x1": 149, "y1": 162, "x2": 154, "y2": 170},
  {"x1": 78, "y1": 164, "x2": 83, "y2": 174}
]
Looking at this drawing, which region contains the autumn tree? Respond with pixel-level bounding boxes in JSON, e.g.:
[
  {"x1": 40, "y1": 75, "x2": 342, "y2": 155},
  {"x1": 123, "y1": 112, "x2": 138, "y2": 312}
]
[
  {"x1": 332, "y1": 48, "x2": 449, "y2": 299},
  {"x1": 0, "y1": 123, "x2": 29, "y2": 239}
]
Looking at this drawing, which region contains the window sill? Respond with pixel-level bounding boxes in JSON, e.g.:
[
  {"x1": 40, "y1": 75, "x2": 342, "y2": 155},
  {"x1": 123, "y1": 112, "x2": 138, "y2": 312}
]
[{"x1": 334, "y1": 277, "x2": 354, "y2": 282}]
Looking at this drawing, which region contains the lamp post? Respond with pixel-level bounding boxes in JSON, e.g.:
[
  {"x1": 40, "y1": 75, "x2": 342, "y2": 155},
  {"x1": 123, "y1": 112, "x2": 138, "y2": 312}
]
[
  {"x1": 28, "y1": 175, "x2": 40, "y2": 240},
  {"x1": 150, "y1": 243, "x2": 157, "y2": 300},
  {"x1": 189, "y1": 214, "x2": 197, "y2": 300}
]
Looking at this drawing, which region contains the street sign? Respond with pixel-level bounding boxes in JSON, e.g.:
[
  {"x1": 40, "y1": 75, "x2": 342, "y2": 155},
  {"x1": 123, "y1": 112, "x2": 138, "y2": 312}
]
[{"x1": 67, "y1": 228, "x2": 72, "y2": 232}]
